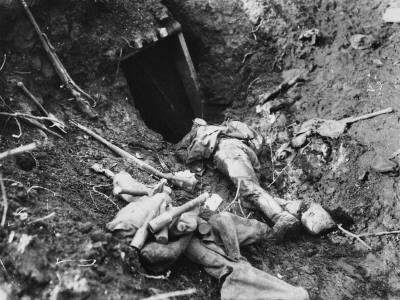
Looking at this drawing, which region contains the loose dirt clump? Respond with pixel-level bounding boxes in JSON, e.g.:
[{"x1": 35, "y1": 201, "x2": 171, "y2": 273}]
[{"x1": 1, "y1": 0, "x2": 400, "y2": 299}]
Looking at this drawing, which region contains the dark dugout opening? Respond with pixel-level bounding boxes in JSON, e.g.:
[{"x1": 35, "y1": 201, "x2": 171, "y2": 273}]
[{"x1": 121, "y1": 32, "x2": 202, "y2": 143}]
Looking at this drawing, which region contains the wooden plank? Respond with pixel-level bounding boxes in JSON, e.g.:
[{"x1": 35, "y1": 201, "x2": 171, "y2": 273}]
[{"x1": 174, "y1": 32, "x2": 203, "y2": 117}]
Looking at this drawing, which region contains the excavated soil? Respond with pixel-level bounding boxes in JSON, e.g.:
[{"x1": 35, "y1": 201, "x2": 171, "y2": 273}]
[{"x1": 1, "y1": 0, "x2": 400, "y2": 299}]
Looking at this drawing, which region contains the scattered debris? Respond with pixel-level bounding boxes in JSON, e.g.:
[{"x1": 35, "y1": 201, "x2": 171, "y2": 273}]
[
  {"x1": 17, "y1": 234, "x2": 34, "y2": 254},
  {"x1": 204, "y1": 193, "x2": 224, "y2": 211},
  {"x1": 370, "y1": 155, "x2": 398, "y2": 175},
  {"x1": 257, "y1": 71, "x2": 307, "y2": 105},
  {"x1": 383, "y1": 7, "x2": 400, "y2": 23},
  {"x1": 372, "y1": 58, "x2": 383, "y2": 66},
  {"x1": 13, "y1": 207, "x2": 28, "y2": 221},
  {"x1": 349, "y1": 34, "x2": 374, "y2": 50},
  {"x1": 299, "y1": 28, "x2": 321, "y2": 45},
  {"x1": 291, "y1": 107, "x2": 393, "y2": 148},
  {"x1": 50, "y1": 270, "x2": 90, "y2": 300},
  {"x1": 358, "y1": 170, "x2": 369, "y2": 182}
]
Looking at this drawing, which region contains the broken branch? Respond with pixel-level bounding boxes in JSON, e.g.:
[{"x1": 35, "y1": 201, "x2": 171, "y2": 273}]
[
  {"x1": 0, "y1": 112, "x2": 64, "y2": 126},
  {"x1": 70, "y1": 120, "x2": 198, "y2": 192},
  {"x1": 0, "y1": 143, "x2": 37, "y2": 160},
  {"x1": 17, "y1": 82, "x2": 67, "y2": 133},
  {"x1": 337, "y1": 224, "x2": 372, "y2": 250},
  {"x1": 1, "y1": 111, "x2": 65, "y2": 139},
  {"x1": 19, "y1": 0, "x2": 98, "y2": 118},
  {"x1": 258, "y1": 72, "x2": 305, "y2": 105}
]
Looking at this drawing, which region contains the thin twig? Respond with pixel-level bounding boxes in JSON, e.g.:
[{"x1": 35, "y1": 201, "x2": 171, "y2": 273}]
[
  {"x1": 1, "y1": 178, "x2": 24, "y2": 186},
  {"x1": 56, "y1": 258, "x2": 96, "y2": 267},
  {"x1": 114, "y1": 48, "x2": 123, "y2": 82},
  {"x1": 13, "y1": 71, "x2": 31, "y2": 75},
  {"x1": 89, "y1": 191, "x2": 106, "y2": 213},
  {"x1": 140, "y1": 270, "x2": 171, "y2": 280},
  {"x1": 0, "y1": 258, "x2": 7, "y2": 274},
  {"x1": 242, "y1": 51, "x2": 254, "y2": 63},
  {"x1": 0, "y1": 54, "x2": 6, "y2": 71},
  {"x1": 337, "y1": 224, "x2": 372, "y2": 250},
  {"x1": 238, "y1": 199, "x2": 246, "y2": 217},
  {"x1": 77, "y1": 259, "x2": 96, "y2": 267},
  {"x1": 267, "y1": 165, "x2": 288, "y2": 188},
  {"x1": 28, "y1": 212, "x2": 55, "y2": 224},
  {"x1": 20, "y1": 116, "x2": 64, "y2": 139},
  {"x1": 268, "y1": 134, "x2": 275, "y2": 181},
  {"x1": 247, "y1": 77, "x2": 260, "y2": 92},
  {"x1": 0, "y1": 112, "x2": 64, "y2": 125},
  {"x1": 0, "y1": 173, "x2": 8, "y2": 227},
  {"x1": 92, "y1": 185, "x2": 119, "y2": 210},
  {"x1": 121, "y1": 37, "x2": 134, "y2": 48},
  {"x1": 27, "y1": 185, "x2": 57, "y2": 196},
  {"x1": 142, "y1": 288, "x2": 196, "y2": 300},
  {"x1": 222, "y1": 180, "x2": 241, "y2": 213},
  {"x1": 358, "y1": 230, "x2": 400, "y2": 237},
  {"x1": 0, "y1": 143, "x2": 37, "y2": 160},
  {"x1": 12, "y1": 117, "x2": 22, "y2": 138}
]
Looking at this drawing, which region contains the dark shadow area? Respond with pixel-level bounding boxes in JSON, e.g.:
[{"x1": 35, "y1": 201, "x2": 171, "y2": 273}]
[{"x1": 121, "y1": 34, "x2": 195, "y2": 143}]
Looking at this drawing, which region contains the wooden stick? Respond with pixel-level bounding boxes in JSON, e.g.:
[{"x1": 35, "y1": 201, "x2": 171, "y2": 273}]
[
  {"x1": 343, "y1": 107, "x2": 393, "y2": 124},
  {"x1": 0, "y1": 112, "x2": 63, "y2": 125},
  {"x1": 142, "y1": 288, "x2": 196, "y2": 300},
  {"x1": 17, "y1": 82, "x2": 47, "y2": 116},
  {"x1": 0, "y1": 143, "x2": 37, "y2": 160},
  {"x1": 0, "y1": 173, "x2": 8, "y2": 227},
  {"x1": 358, "y1": 230, "x2": 400, "y2": 237},
  {"x1": 337, "y1": 224, "x2": 372, "y2": 250},
  {"x1": 70, "y1": 120, "x2": 198, "y2": 192},
  {"x1": 258, "y1": 73, "x2": 305, "y2": 105},
  {"x1": 19, "y1": 0, "x2": 98, "y2": 119},
  {"x1": 19, "y1": 116, "x2": 64, "y2": 139}
]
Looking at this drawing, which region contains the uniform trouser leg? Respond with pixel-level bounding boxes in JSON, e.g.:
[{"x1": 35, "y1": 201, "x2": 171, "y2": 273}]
[
  {"x1": 213, "y1": 139, "x2": 283, "y2": 223},
  {"x1": 185, "y1": 237, "x2": 310, "y2": 300}
]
